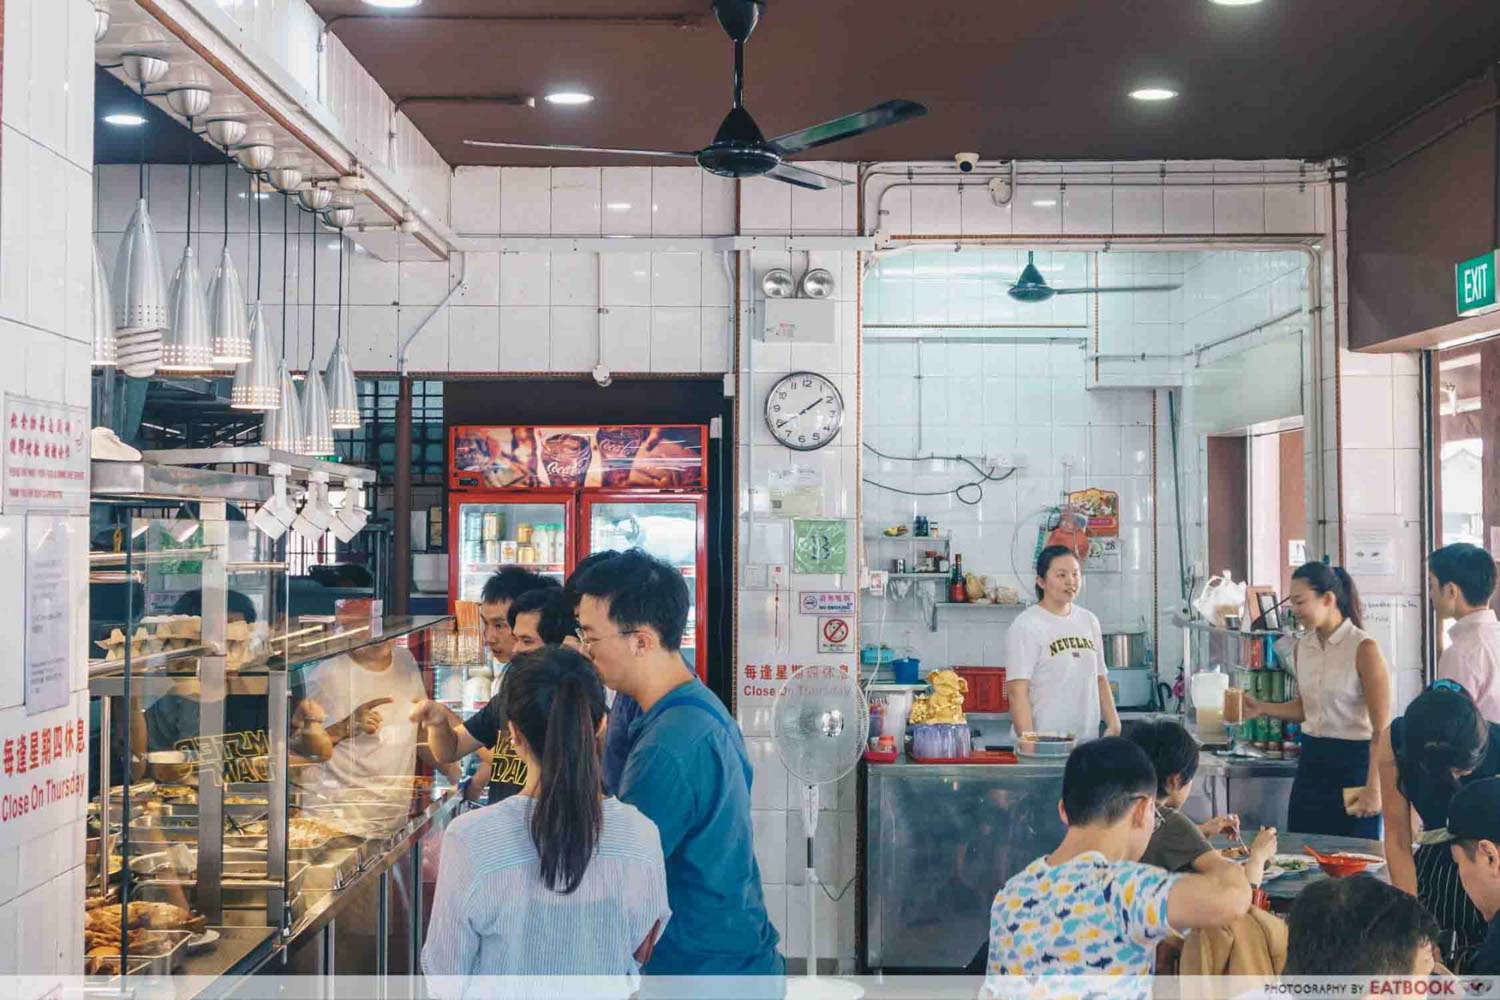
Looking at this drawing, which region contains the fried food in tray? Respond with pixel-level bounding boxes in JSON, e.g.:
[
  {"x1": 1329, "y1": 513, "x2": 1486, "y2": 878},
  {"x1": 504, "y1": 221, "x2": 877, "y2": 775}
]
[{"x1": 83, "y1": 900, "x2": 205, "y2": 973}]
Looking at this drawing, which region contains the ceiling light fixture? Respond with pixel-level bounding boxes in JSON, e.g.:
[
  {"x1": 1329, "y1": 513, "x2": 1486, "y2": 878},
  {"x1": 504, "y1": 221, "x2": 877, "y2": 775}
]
[
  {"x1": 1209, "y1": 0, "x2": 1262, "y2": 5},
  {"x1": 544, "y1": 91, "x2": 594, "y2": 106},
  {"x1": 1032, "y1": 198, "x2": 1057, "y2": 207},
  {"x1": 362, "y1": 0, "x2": 422, "y2": 7},
  {"x1": 209, "y1": 161, "x2": 251, "y2": 365},
  {"x1": 1129, "y1": 87, "x2": 1178, "y2": 101},
  {"x1": 103, "y1": 113, "x2": 146, "y2": 127},
  {"x1": 606, "y1": 202, "x2": 631, "y2": 211}
]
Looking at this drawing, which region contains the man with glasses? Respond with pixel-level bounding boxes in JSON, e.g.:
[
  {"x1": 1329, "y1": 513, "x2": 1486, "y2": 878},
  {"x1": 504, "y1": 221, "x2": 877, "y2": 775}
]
[
  {"x1": 571, "y1": 549, "x2": 782, "y2": 988},
  {"x1": 983, "y1": 737, "x2": 1252, "y2": 992},
  {"x1": 410, "y1": 567, "x2": 558, "y2": 804}
]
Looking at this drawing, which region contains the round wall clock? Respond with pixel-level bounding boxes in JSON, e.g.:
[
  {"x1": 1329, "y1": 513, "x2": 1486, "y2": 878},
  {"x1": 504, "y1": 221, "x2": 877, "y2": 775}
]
[{"x1": 764, "y1": 371, "x2": 844, "y2": 451}]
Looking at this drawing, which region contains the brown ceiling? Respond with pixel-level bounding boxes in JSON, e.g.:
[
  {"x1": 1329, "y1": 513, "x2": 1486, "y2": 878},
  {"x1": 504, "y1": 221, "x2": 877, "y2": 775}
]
[{"x1": 308, "y1": 0, "x2": 1500, "y2": 166}]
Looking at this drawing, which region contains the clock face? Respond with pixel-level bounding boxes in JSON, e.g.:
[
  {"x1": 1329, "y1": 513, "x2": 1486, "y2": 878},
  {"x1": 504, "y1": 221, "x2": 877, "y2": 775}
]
[{"x1": 765, "y1": 371, "x2": 844, "y2": 451}]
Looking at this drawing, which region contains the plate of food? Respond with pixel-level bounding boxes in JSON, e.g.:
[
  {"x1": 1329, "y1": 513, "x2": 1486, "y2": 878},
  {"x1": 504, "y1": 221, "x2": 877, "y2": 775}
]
[{"x1": 1262, "y1": 854, "x2": 1318, "y2": 879}]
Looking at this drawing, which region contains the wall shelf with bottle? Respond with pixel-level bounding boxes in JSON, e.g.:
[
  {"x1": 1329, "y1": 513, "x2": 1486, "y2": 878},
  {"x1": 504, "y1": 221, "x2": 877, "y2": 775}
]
[{"x1": 930, "y1": 601, "x2": 1029, "y2": 631}]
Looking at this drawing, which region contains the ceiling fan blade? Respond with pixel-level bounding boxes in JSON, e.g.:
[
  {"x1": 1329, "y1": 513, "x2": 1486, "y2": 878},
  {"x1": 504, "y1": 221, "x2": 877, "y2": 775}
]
[
  {"x1": 765, "y1": 162, "x2": 843, "y2": 190},
  {"x1": 767, "y1": 99, "x2": 927, "y2": 155},
  {"x1": 1053, "y1": 284, "x2": 1182, "y2": 294},
  {"x1": 462, "y1": 139, "x2": 699, "y2": 159}
]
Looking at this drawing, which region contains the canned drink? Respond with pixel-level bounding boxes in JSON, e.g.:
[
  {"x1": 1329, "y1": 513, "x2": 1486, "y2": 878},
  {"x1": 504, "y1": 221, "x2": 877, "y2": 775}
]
[
  {"x1": 1273, "y1": 670, "x2": 1287, "y2": 703},
  {"x1": 893, "y1": 558, "x2": 906, "y2": 574},
  {"x1": 1267, "y1": 718, "x2": 1283, "y2": 741}
]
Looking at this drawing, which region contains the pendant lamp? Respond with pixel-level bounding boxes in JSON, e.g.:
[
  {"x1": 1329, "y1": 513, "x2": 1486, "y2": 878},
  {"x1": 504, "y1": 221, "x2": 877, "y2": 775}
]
[
  {"x1": 231, "y1": 178, "x2": 279, "y2": 410},
  {"x1": 209, "y1": 164, "x2": 250, "y2": 364},
  {"x1": 91, "y1": 243, "x2": 117, "y2": 367},
  {"x1": 262, "y1": 361, "x2": 304, "y2": 452},
  {"x1": 113, "y1": 57, "x2": 169, "y2": 377},
  {"x1": 162, "y1": 150, "x2": 214, "y2": 372},
  {"x1": 324, "y1": 233, "x2": 361, "y2": 429},
  {"x1": 301, "y1": 212, "x2": 335, "y2": 457},
  {"x1": 231, "y1": 304, "x2": 279, "y2": 409}
]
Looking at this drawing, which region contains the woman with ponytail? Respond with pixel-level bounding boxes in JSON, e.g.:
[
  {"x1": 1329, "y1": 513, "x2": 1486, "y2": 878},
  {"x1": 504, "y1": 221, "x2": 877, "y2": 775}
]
[
  {"x1": 1244, "y1": 560, "x2": 1392, "y2": 837},
  {"x1": 1377, "y1": 681, "x2": 1499, "y2": 970},
  {"x1": 422, "y1": 647, "x2": 671, "y2": 997}
]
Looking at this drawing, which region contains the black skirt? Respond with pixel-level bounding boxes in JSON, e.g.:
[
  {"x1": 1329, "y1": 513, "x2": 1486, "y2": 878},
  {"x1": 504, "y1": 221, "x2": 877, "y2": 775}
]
[
  {"x1": 1415, "y1": 841, "x2": 1488, "y2": 972},
  {"x1": 1288, "y1": 734, "x2": 1381, "y2": 839}
]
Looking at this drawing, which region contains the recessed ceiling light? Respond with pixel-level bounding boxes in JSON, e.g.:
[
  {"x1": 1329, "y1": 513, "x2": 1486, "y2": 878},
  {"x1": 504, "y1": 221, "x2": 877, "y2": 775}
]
[
  {"x1": 1209, "y1": 0, "x2": 1262, "y2": 5},
  {"x1": 103, "y1": 113, "x2": 146, "y2": 126},
  {"x1": 545, "y1": 91, "x2": 594, "y2": 106},
  {"x1": 362, "y1": 0, "x2": 422, "y2": 8},
  {"x1": 1032, "y1": 199, "x2": 1057, "y2": 207},
  {"x1": 606, "y1": 202, "x2": 631, "y2": 211},
  {"x1": 1129, "y1": 87, "x2": 1178, "y2": 102}
]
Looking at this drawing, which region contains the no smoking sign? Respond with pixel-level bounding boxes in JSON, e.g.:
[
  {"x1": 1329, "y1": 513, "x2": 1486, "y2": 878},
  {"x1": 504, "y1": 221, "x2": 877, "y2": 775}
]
[{"x1": 818, "y1": 616, "x2": 854, "y2": 654}]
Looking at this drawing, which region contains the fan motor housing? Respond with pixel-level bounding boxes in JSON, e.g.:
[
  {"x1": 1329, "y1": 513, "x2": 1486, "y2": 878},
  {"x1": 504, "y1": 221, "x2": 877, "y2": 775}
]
[{"x1": 698, "y1": 144, "x2": 780, "y2": 178}]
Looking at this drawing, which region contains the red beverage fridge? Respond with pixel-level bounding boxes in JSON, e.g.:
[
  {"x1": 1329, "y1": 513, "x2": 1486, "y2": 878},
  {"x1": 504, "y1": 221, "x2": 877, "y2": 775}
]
[{"x1": 448, "y1": 424, "x2": 709, "y2": 677}]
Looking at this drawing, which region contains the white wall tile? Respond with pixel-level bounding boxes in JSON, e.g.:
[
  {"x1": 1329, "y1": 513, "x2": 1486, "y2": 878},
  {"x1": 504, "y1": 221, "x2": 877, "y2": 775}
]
[
  {"x1": 602, "y1": 167, "x2": 652, "y2": 235},
  {"x1": 398, "y1": 259, "x2": 451, "y2": 307},
  {"x1": 499, "y1": 167, "x2": 551, "y2": 234},
  {"x1": 550, "y1": 252, "x2": 598, "y2": 306},
  {"x1": 741, "y1": 177, "x2": 791, "y2": 232},
  {"x1": 450, "y1": 167, "x2": 500, "y2": 234},
  {"x1": 702, "y1": 173, "x2": 736, "y2": 234},
  {"x1": 1264, "y1": 184, "x2": 1315, "y2": 233},
  {"x1": 651, "y1": 167, "x2": 702, "y2": 236},
  {"x1": 652, "y1": 252, "x2": 701, "y2": 307},
  {"x1": 1113, "y1": 188, "x2": 1164, "y2": 234},
  {"x1": 453, "y1": 251, "x2": 500, "y2": 306},
  {"x1": 1062, "y1": 186, "x2": 1113, "y2": 234},
  {"x1": 1012, "y1": 187, "x2": 1062, "y2": 234},
  {"x1": 448, "y1": 306, "x2": 500, "y2": 371},
  {"x1": 910, "y1": 185, "x2": 961, "y2": 235},
  {"x1": 27, "y1": 0, "x2": 67, "y2": 158},
  {"x1": 602, "y1": 252, "x2": 651, "y2": 307},
  {"x1": 651, "y1": 307, "x2": 701, "y2": 372},
  {"x1": 1340, "y1": 376, "x2": 1395, "y2": 449},
  {"x1": 398, "y1": 304, "x2": 448, "y2": 371},
  {"x1": 346, "y1": 305, "x2": 397, "y2": 370},
  {"x1": 959, "y1": 182, "x2": 1012, "y2": 235},
  {"x1": 550, "y1": 167, "x2": 602, "y2": 235},
  {"x1": 64, "y1": 0, "x2": 93, "y2": 169},
  {"x1": 1, "y1": 0, "x2": 32, "y2": 135},
  {"x1": 701, "y1": 306, "x2": 731, "y2": 372},
  {"x1": 0, "y1": 128, "x2": 30, "y2": 324},
  {"x1": 1164, "y1": 187, "x2": 1214, "y2": 234},
  {"x1": 497, "y1": 306, "x2": 551, "y2": 370},
  {"x1": 602, "y1": 306, "x2": 651, "y2": 371},
  {"x1": 348, "y1": 250, "x2": 398, "y2": 305},
  {"x1": 1214, "y1": 187, "x2": 1267, "y2": 234},
  {"x1": 499, "y1": 252, "x2": 550, "y2": 306},
  {"x1": 791, "y1": 163, "x2": 845, "y2": 233},
  {"x1": 550, "y1": 306, "x2": 600, "y2": 371}
]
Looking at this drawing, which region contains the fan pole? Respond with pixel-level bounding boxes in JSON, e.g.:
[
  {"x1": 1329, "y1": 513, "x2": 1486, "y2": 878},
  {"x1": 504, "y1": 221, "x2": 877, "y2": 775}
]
[{"x1": 800, "y1": 783, "x2": 821, "y2": 982}]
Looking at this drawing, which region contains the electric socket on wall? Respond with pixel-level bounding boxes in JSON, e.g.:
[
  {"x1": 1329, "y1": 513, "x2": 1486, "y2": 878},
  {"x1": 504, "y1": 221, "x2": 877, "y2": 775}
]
[{"x1": 743, "y1": 564, "x2": 769, "y2": 589}]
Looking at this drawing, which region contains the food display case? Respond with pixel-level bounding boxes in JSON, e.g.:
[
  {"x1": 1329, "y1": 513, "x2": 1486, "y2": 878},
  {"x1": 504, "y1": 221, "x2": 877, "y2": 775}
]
[{"x1": 87, "y1": 459, "x2": 461, "y2": 986}]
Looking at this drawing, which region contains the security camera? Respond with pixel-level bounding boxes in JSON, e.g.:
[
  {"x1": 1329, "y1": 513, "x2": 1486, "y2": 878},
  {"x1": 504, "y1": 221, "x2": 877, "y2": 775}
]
[
  {"x1": 955, "y1": 152, "x2": 980, "y2": 173},
  {"x1": 592, "y1": 363, "x2": 613, "y2": 388}
]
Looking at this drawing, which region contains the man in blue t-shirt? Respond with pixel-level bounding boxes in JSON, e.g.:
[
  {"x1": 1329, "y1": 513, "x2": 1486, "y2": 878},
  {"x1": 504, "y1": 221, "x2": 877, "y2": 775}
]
[{"x1": 573, "y1": 549, "x2": 783, "y2": 985}]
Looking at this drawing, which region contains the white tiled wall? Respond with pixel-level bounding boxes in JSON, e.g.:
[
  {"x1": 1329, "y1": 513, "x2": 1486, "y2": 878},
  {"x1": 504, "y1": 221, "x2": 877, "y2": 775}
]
[{"x1": 1, "y1": 0, "x2": 97, "y2": 984}]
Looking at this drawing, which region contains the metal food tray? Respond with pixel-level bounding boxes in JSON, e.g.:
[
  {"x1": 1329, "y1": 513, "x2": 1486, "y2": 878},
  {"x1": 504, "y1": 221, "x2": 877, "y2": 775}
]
[
  {"x1": 130, "y1": 859, "x2": 308, "y2": 911},
  {"x1": 90, "y1": 930, "x2": 193, "y2": 977}
]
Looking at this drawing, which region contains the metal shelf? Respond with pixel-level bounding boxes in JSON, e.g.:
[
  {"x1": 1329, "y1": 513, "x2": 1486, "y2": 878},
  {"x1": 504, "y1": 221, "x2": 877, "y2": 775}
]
[
  {"x1": 864, "y1": 533, "x2": 951, "y2": 544},
  {"x1": 890, "y1": 572, "x2": 950, "y2": 580},
  {"x1": 930, "y1": 601, "x2": 1029, "y2": 631},
  {"x1": 1183, "y1": 620, "x2": 1292, "y2": 640},
  {"x1": 91, "y1": 460, "x2": 271, "y2": 503}
]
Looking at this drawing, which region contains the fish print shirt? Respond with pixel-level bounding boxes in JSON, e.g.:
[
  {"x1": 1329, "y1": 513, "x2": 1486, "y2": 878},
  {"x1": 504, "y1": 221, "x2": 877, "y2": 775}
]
[{"x1": 984, "y1": 851, "x2": 1180, "y2": 994}]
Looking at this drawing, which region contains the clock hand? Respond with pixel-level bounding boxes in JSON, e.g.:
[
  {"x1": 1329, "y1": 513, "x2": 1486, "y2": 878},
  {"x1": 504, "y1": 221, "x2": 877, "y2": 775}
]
[{"x1": 796, "y1": 400, "x2": 821, "y2": 416}]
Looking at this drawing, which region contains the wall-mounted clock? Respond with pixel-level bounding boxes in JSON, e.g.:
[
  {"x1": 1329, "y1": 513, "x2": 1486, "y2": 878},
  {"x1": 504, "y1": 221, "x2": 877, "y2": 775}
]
[{"x1": 764, "y1": 371, "x2": 844, "y2": 451}]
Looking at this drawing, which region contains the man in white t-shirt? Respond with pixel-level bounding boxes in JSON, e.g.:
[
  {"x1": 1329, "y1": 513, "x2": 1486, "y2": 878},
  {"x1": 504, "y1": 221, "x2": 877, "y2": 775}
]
[{"x1": 1005, "y1": 545, "x2": 1120, "y2": 742}]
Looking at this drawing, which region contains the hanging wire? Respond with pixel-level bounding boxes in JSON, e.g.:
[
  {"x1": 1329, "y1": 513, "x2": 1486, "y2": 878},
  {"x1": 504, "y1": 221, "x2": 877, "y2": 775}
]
[
  {"x1": 294, "y1": 203, "x2": 303, "y2": 366},
  {"x1": 184, "y1": 119, "x2": 194, "y2": 250},
  {"x1": 281, "y1": 197, "x2": 289, "y2": 353},
  {"x1": 309, "y1": 211, "x2": 318, "y2": 370},
  {"x1": 223, "y1": 162, "x2": 230, "y2": 255},
  {"x1": 137, "y1": 83, "x2": 147, "y2": 199},
  {"x1": 256, "y1": 174, "x2": 264, "y2": 301},
  {"x1": 860, "y1": 442, "x2": 1016, "y2": 506},
  {"x1": 336, "y1": 231, "x2": 345, "y2": 347}
]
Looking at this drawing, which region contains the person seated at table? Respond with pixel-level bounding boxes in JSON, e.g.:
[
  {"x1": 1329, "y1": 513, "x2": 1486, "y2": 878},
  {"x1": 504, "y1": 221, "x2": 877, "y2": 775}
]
[
  {"x1": 1124, "y1": 719, "x2": 1278, "y2": 880},
  {"x1": 1445, "y1": 776, "x2": 1500, "y2": 973},
  {"x1": 1282, "y1": 873, "x2": 1439, "y2": 977},
  {"x1": 983, "y1": 737, "x2": 1250, "y2": 990},
  {"x1": 1378, "y1": 680, "x2": 1500, "y2": 971}
]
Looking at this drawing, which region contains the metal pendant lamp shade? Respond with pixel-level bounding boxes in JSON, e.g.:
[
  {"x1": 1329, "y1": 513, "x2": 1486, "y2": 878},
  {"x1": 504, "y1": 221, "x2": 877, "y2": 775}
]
[
  {"x1": 208, "y1": 245, "x2": 251, "y2": 364},
  {"x1": 161, "y1": 246, "x2": 215, "y2": 372},
  {"x1": 262, "y1": 361, "x2": 304, "y2": 451},
  {"x1": 301, "y1": 371, "x2": 335, "y2": 457},
  {"x1": 114, "y1": 198, "x2": 169, "y2": 334},
  {"x1": 230, "y1": 304, "x2": 280, "y2": 410},
  {"x1": 324, "y1": 341, "x2": 360, "y2": 429},
  {"x1": 91, "y1": 243, "x2": 117, "y2": 367}
]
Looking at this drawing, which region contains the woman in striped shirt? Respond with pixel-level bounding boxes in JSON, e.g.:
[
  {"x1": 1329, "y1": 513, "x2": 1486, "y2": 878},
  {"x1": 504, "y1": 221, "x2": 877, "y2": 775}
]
[{"x1": 422, "y1": 647, "x2": 671, "y2": 998}]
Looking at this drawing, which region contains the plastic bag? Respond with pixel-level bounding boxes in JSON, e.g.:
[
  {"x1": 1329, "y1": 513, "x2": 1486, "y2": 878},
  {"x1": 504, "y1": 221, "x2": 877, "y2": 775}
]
[{"x1": 1193, "y1": 571, "x2": 1247, "y2": 627}]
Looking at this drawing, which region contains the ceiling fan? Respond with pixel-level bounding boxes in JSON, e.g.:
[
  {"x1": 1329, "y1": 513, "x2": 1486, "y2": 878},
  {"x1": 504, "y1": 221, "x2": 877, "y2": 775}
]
[
  {"x1": 1008, "y1": 252, "x2": 1181, "y2": 303},
  {"x1": 463, "y1": 0, "x2": 927, "y2": 191}
]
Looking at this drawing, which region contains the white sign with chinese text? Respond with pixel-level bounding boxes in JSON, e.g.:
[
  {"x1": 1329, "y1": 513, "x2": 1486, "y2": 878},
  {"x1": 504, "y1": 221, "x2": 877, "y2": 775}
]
[
  {"x1": 1, "y1": 395, "x2": 88, "y2": 513},
  {"x1": 798, "y1": 591, "x2": 856, "y2": 615},
  {"x1": 25, "y1": 516, "x2": 72, "y2": 715},
  {"x1": 0, "y1": 707, "x2": 89, "y2": 849}
]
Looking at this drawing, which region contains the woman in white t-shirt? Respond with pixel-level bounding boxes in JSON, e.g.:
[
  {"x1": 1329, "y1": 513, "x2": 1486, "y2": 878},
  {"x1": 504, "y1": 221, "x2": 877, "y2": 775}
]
[{"x1": 1005, "y1": 545, "x2": 1121, "y2": 742}]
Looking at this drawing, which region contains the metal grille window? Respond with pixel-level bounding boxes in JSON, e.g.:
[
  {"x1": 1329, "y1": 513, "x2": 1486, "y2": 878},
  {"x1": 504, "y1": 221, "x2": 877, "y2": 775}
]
[{"x1": 332, "y1": 379, "x2": 446, "y2": 515}]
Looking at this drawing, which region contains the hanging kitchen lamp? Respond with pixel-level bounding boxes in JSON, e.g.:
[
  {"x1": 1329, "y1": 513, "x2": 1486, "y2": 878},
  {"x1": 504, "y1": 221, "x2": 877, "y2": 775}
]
[
  {"x1": 113, "y1": 56, "x2": 170, "y2": 376},
  {"x1": 301, "y1": 211, "x2": 335, "y2": 457},
  {"x1": 161, "y1": 144, "x2": 214, "y2": 372},
  {"x1": 262, "y1": 198, "x2": 303, "y2": 450},
  {"x1": 91, "y1": 243, "x2": 117, "y2": 367},
  {"x1": 324, "y1": 229, "x2": 361, "y2": 430},
  {"x1": 231, "y1": 169, "x2": 280, "y2": 410},
  {"x1": 209, "y1": 162, "x2": 250, "y2": 364}
]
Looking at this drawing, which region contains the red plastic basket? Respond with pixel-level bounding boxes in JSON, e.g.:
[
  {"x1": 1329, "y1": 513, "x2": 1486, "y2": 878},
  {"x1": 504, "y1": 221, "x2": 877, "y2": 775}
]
[{"x1": 953, "y1": 666, "x2": 1009, "y2": 713}]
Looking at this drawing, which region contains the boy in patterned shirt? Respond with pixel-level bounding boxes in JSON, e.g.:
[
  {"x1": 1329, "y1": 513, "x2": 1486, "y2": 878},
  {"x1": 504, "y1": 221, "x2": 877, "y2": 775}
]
[{"x1": 984, "y1": 737, "x2": 1251, "y2": 995}]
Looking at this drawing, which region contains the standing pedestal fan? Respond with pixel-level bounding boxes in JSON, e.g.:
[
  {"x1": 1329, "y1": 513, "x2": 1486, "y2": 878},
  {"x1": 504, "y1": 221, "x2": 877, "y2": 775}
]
[{"x1": 772, "y1": 665, "x2": 870, "y2": 1000}]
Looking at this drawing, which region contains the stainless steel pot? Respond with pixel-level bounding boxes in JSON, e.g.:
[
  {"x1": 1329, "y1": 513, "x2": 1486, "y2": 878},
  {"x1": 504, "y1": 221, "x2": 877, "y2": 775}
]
[{"x1": 1102, "y1": 631, "x2": 1146, "y2": 669}]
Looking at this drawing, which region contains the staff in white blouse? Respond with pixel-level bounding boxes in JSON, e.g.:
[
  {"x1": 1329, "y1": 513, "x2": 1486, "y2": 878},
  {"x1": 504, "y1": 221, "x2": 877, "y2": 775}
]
[
  {"x1": 1245, "y1": 561, "x2": 1392, "y2": 838},
  {"x1": 422, "y1": 647, "x2": 670, "y2": 999},
  {"x1": 1006, "y1": 544, "x2": 1121, "y2": 742}
]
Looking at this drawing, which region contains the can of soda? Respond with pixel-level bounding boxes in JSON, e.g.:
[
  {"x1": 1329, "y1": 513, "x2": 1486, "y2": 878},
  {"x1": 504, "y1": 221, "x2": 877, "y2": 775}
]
[
  {"x1": 893, "y1": 558, "x2": 906, "y2": 574},
  {"x1": 1272, "y1": 670, "x2": 1287, "y2": 703},
  {"x1": 1267, "y1": 718, "x2": 1283, "y2": 742}
]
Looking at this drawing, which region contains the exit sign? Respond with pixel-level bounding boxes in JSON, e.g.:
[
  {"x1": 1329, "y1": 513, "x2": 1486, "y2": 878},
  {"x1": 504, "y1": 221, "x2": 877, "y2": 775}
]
[{"x1": 1457, "y1": 251, "x2": 1500, "y2": 317}]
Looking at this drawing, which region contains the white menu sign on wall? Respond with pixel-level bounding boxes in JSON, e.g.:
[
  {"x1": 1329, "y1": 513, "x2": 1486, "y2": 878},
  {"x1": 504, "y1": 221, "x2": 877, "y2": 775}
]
[
  {"x1": 0, "y1": 703, "x2": 89, "y2": 849},
  {"x1": 1, "y1": 394, "x2": 88, "y2": 513},
  {"x1": 25, "y1": 517, "x2": 72, "y2": 715}
]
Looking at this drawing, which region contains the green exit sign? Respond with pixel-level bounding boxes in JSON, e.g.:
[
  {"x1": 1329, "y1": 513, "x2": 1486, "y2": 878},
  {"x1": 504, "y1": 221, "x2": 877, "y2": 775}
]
[{"x1": 1457, "y1": 251, "x2": 1499, "y2": 316}]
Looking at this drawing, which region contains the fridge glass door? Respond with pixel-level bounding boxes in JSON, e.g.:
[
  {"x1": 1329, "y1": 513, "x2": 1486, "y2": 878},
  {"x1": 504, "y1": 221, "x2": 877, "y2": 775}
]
[
  {"x1": 456, "y1": 501, "x2": 569, "y2": 602},
  {"x1": 587, "y1": 501, "x2": 700, "y2": 667}
]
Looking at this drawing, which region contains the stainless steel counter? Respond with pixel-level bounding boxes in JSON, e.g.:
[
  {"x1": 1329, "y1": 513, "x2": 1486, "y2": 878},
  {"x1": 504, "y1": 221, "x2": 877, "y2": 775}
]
[{"x1": 857, "y1": 751, "x2": 1300, "y2": 972}]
